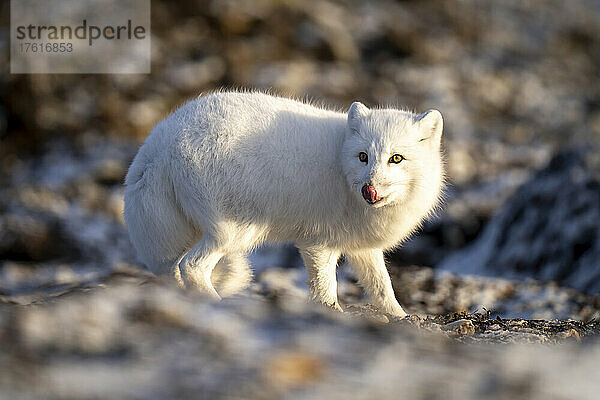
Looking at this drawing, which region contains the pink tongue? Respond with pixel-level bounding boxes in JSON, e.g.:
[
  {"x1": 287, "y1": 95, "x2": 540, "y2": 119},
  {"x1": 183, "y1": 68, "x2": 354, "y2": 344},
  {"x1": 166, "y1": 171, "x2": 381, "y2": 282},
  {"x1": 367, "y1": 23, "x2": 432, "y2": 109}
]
[{"x1": 361, "y1": 185, "x2": 378, "y2": 203}]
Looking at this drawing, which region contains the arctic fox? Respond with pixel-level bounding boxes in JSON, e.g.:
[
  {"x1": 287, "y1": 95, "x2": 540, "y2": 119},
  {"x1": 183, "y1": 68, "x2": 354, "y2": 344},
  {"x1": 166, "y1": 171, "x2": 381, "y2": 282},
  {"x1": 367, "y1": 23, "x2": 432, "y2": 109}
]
[{"x1": 124, "y1": 91, "x2": 444, "y2": 317}]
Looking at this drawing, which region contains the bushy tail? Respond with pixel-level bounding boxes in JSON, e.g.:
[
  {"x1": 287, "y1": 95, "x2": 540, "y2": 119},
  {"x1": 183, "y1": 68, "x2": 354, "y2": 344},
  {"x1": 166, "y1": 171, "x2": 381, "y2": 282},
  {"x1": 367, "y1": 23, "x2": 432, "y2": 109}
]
[{"x1": 124, "y1": 157, "x2": 199, "y2": 274}]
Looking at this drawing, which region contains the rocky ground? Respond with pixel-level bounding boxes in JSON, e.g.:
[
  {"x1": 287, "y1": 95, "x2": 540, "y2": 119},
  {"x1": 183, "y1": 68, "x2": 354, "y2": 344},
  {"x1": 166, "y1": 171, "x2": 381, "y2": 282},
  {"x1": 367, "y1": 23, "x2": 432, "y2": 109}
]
[
  {"x1": 1, "y1": 270, "x2": 600, "y2": 400},
  {"x1": 1, "y1": 0, "x2": 600, "y2": 398}
]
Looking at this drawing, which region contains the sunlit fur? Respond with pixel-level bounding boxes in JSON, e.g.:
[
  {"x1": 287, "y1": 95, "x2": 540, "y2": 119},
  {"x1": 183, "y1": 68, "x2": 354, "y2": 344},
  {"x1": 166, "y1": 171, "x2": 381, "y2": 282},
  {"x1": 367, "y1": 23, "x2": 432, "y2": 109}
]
[{"x1": 124, "y1": 91, "x2": 444, "y2": 316}]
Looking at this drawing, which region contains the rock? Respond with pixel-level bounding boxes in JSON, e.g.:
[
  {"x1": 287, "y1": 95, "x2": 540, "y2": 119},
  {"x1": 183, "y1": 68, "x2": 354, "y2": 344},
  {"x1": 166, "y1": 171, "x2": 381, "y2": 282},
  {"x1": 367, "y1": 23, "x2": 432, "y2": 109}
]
[
  {"x1": 1, "y1": 280, "x2": 599, "y2": 400},
  {"x1": 440, "y1": 148, "x2": 600, "y2": 295},
  {"x1": 443, "y1": 319, "x2": 476, "y2": 335},
  {"x1": 263, "y1": 351, "x2": 325, "y2": 389},
  {"x1": 0, "y1": 212, "x2": 67, "y2": 262},
  {"x1": 389, "y1": 265, "x2": 599, "y2": 320},
  {"x1": 555, "y1": 329, "x2": 581, "y2": 343}
]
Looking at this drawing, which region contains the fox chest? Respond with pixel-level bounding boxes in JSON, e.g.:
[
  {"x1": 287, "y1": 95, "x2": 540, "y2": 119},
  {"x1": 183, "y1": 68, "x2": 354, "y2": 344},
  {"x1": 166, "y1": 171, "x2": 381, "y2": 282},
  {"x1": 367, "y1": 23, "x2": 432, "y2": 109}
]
[{"x1": 282, "y1": 209, "x2": 413, "y2": 251}]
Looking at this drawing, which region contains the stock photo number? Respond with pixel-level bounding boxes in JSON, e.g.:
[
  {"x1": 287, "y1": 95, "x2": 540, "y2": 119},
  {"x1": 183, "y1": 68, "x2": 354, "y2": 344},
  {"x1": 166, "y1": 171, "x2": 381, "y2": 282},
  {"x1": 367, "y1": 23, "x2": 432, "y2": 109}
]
[{"x1": 19, "y1": 42, "x2": 73, "y2": 53}]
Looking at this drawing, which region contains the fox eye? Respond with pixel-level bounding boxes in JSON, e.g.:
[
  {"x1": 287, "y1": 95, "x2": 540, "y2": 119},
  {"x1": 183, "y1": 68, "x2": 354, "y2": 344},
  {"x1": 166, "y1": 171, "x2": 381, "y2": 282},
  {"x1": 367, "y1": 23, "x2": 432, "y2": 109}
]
[
  {"x1": 358, "y1": 152, "x2": 368, "y2": 163},
  {"x1": 389, "y1": 154, "x2": 405, "y2": 164}
]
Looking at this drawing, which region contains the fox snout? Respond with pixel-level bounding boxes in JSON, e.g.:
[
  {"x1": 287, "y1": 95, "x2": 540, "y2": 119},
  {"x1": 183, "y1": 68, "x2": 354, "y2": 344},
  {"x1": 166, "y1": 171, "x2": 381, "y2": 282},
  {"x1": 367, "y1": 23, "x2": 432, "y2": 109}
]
[{"x1": 361, "y1": 184, "x2": 381, "y2": 204}]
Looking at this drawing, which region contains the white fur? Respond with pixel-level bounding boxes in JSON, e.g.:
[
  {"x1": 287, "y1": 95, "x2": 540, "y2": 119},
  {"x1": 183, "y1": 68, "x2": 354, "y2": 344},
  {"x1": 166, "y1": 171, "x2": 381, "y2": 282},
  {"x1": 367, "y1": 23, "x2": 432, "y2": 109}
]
[{"x1": 124, "y1": 91, "x2": 444, "y2": 317}]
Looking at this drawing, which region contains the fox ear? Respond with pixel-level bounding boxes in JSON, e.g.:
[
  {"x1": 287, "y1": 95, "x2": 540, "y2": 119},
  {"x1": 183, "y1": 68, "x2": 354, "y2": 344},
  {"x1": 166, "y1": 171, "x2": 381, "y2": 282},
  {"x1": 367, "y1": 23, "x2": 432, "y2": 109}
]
[
  {"x1": 416, "y1": 109, "x2": 443, "y2": 146},
  {"x1": 348, "y1": 102, "x2": 370, "y2": 132}
]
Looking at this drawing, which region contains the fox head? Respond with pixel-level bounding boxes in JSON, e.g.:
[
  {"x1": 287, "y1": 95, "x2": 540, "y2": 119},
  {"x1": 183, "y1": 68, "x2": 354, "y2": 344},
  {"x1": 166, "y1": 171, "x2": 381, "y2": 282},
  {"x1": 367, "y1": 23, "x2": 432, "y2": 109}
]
[{"x1": 340, "y1": 102, "x2": 444, "y2": 209}]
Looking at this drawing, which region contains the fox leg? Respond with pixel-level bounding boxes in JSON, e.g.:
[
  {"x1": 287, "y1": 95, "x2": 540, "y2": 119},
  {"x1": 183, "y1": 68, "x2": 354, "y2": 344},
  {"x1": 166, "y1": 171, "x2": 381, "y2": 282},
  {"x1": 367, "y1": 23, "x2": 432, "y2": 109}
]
[
  {"x1": 211, "y1": 253, "x2": 253, "y2": 298},
  {"x1": 299, "y1": 246, "x2": 342, "y2": 311},
  {"x1": 346, "y1": 249, "x2": 406, "y2": 317},
  {"x1": 174, "y1": 236, "x2": 223, "y2": 299}
]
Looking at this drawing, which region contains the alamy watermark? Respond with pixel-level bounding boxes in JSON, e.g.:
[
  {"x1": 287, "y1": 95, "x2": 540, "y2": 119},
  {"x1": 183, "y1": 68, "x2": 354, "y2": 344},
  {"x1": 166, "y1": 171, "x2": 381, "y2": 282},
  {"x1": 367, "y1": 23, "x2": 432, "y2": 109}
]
[{"x1": 11, "y1": 0, "x2": 150, "y2": 73}]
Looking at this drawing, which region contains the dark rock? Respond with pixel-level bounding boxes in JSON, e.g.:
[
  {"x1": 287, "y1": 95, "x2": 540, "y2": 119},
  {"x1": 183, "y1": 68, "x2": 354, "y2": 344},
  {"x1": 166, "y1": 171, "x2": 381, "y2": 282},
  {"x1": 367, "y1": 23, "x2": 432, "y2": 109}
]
[
  {"x1": 0, "y1": 210, "x2": 77, "y2": 262},
  {"x1": 441, "y1": 148, "x2": 600, "y2": 295}
]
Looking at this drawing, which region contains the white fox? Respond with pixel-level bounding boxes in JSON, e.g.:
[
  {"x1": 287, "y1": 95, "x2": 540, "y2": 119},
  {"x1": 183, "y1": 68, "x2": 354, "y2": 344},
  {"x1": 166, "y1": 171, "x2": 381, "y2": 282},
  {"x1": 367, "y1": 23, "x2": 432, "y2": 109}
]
[{"x1": 124, "y1": 91, "x2": 444, "y2": 317}]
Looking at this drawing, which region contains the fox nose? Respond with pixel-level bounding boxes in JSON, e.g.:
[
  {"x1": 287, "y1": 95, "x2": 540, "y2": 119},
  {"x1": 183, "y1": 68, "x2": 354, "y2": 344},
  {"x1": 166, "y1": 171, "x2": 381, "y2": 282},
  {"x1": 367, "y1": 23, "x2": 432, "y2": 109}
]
[{"x1": 361, "y1": 184, "x2": 379, "y2": 204}]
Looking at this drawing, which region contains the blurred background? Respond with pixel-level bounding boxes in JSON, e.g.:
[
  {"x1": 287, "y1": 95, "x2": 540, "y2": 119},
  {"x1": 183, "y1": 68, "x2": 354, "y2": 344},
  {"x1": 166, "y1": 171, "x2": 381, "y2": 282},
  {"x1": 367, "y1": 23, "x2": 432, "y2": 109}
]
[
  {"x1": 1, "y1": 1, "x2": 600, "y2": 398},
  {"x1": 2, "y1": 0, "x2": 600, "y2": 311}
]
